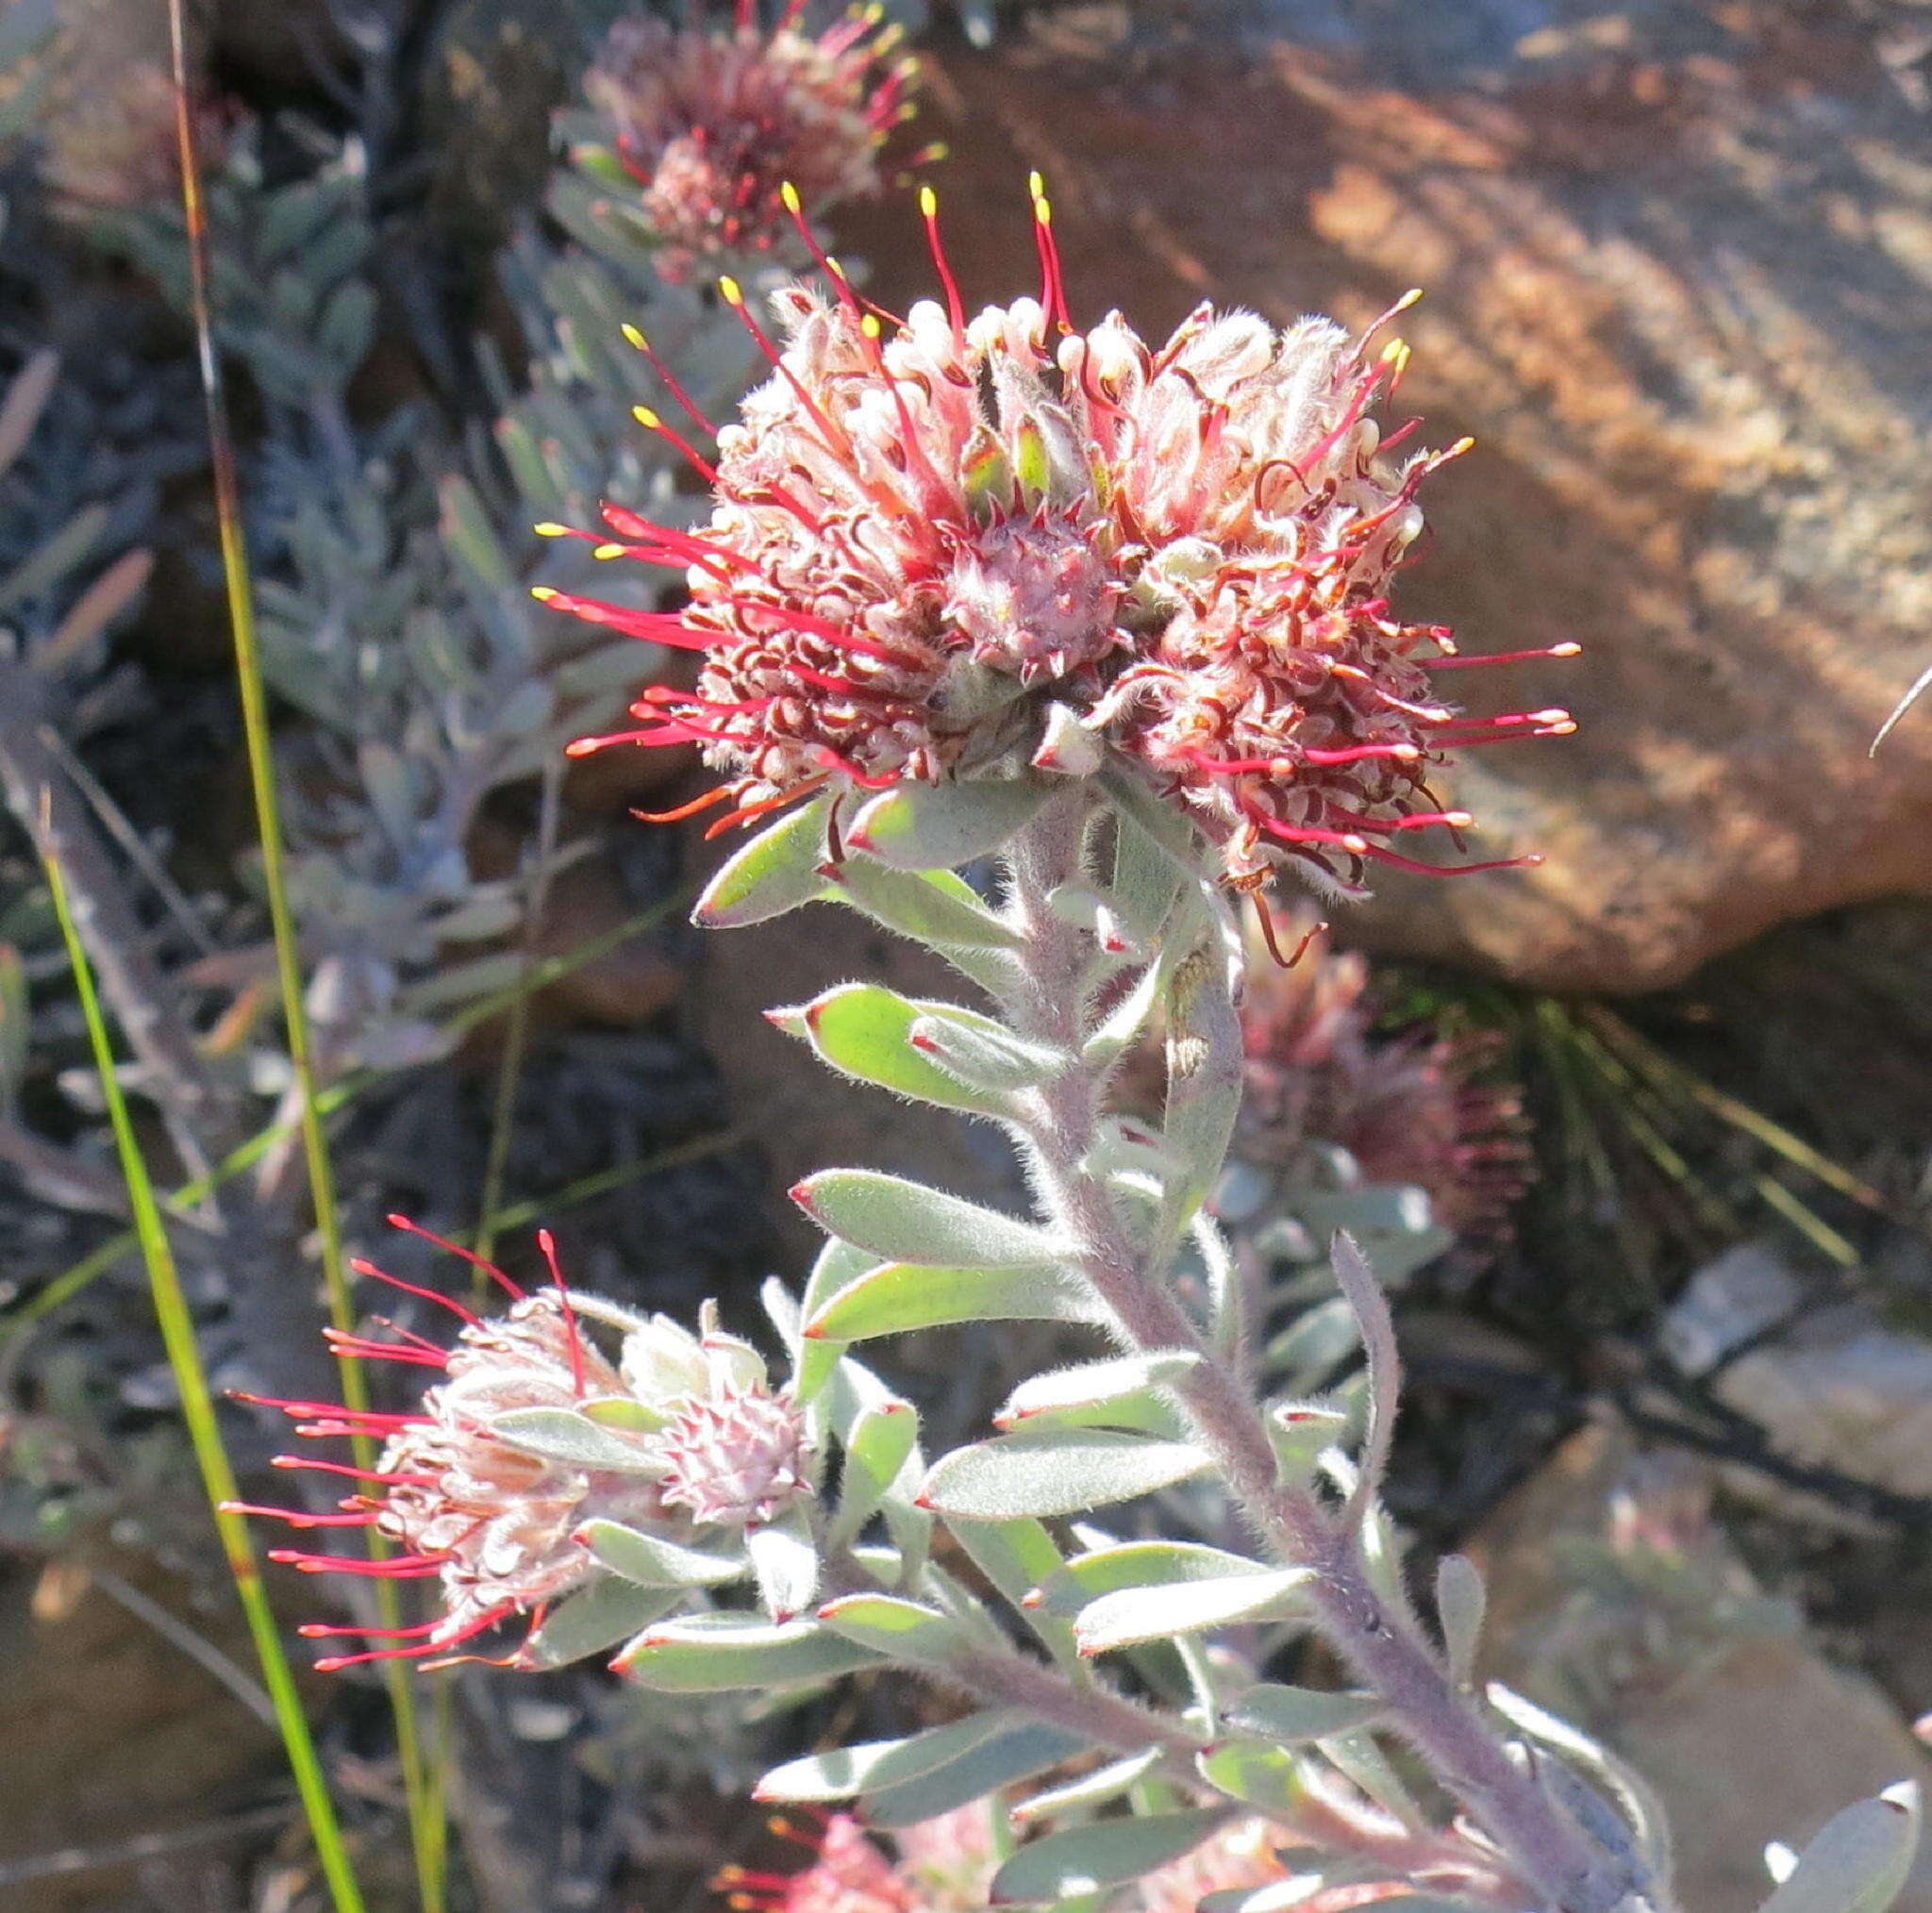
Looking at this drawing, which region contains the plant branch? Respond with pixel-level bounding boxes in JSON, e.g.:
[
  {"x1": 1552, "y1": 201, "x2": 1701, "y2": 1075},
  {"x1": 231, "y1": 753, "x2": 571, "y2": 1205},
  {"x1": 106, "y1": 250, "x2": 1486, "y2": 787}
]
[
  {"x1": 994, "y1": 785, "x2": 1627, "y2": 1913},
  {"x1": 0, "y1": 654, "x2": 226, "y2": 1176}
]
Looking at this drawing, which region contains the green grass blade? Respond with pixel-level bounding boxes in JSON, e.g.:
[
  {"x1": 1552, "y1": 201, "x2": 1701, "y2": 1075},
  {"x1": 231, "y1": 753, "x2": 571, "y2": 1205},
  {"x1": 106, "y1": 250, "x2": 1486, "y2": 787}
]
[
  {"x1": 163, "y1": 12, "x2": 436, "y2": 1895},
  {"x1": 41, "y1": 826, "x2": 368, "y2": 1913}
]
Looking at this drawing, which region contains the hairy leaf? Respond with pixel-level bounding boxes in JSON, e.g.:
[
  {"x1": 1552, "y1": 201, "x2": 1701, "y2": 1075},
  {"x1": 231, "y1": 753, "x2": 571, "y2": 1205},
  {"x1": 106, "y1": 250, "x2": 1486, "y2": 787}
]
[
  {"x1": 1434, "y1": 1555, "x2": 1486, "y2": 1688},
  {"x1": 521, "y1": 1579, "x2": 678, "y2": 1671},
  {"x1": 491, "y1": 1406, "x2": 665, "y2": 1474},
  {"x1": 792, "y1": 1237, "x2": 876, "y2": 1405},
  {"x1": 827, "y1": 1391, "x2": 920, "y2": 1549},
  {"x1": 908, "y1": 1007, "x2": 1068, "y2": 1094},
  {"x1": 863, "y1": 1718, "x2": 1091, "y2": 1830},
  {"x1": 793, "y1": 1170, "x2": 1064, "y2": 1269},
  {"x1": 1074, "y1": 1568, "x2": 1312, "y2": 1656},
  {"x1": 779, "y1": 982, "x2": 1013, "y2": 1116},
  {"x1": 1197, "y1": 1738, "x2": 1310, "y2": 1814},
  {"x1": 757, "y1": 1709, "x2": 1034, "y2": 1803},
  {"x1": 921, "y1": 1430, "x2": 1211, "y2": 1521},
  {"x1": 995, "y1": 1352, "x2": 1200, "y2": 1430},
  {"x1": 990, "y1": 1808, "x2": 1228, "y2": 1905},
  {"x1": 692, "y1": 794, "x2": 833, "y2": 928},
  {"x1": 824, "y1": 857, "x2": 1020, "y2": 951},
  {"x1": 1027, "y1": 1539, "x2": 1268, "y2": 1619},
  {"x1": 615, "y1": 1616, "x2": 879, "y2": 1690},
  {"x1": 1757, "y1": 1788, "x2": 1922, "y2": 1913},
  {"x1": 1009, "y1": 1749, "x2": 1166, "y2": 1823},
  {"x1": 816, "y1": 1592, "x2": 964, "y2": 1661},
  {"x1": 847, "y1": 778, "x2": 1051, "y2": 870},
  {"x1": 1230, "y1": 1683, "x2": 1383, "y2": 1745},
  {"x1": 805, "y1": 1259, "x2": 1094, "y2": 1341},
  {"x1": 748, "y1": 1511, "x2": 822, "y2": 1622},
  {"x1": 946, "y1": 1515, "x2": 1080, "y2": 1668},
  {"x1": 580, "y1": 1520, "x2": 746, "y2": 1589}
]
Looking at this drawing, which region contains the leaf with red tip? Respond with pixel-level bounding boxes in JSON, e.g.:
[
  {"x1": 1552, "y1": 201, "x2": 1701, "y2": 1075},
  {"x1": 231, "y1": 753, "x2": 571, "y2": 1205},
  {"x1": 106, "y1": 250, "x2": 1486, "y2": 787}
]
[
  {"x1": 846, "y1": 778, "x2": 1050, "y2": 871},
  {"x1": 616, "y1": 1615, "x2": 878, "y2": 1690},
  {"x1": 780, "y1": 982, "x2": 1016, "y2": 1117},
  {"x1": 792, "y1": 1169, "x2": 1064, "y2": 1270},
  {"x1": 692, "y1": 793, "x2": 834, "y2": 928}
]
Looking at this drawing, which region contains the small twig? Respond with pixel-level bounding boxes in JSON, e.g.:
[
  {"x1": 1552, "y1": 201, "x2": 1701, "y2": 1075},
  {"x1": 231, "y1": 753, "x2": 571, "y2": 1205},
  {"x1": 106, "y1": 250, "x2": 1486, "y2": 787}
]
[
  {"x1": 0, "y1": 655, "x2": 225, "y2": 1176},
  {"x1": 37, "y1": 723, "x2": 221, "y2": 960},
  {"x1": 0, "y1": 1805, "x2": 293, "y2": 1888},
  {"x1": 90, "y1": 1565, "x2": 278, "y2": 1727},
  {"x1": 0, "y1": 1112, "x2": 130, "y2": 1216}
]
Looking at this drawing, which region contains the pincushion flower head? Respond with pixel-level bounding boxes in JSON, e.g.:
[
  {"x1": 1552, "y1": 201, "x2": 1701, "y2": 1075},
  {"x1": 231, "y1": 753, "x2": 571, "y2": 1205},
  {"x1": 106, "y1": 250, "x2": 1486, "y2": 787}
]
[
  {"x1": 719, "y1": 1802, "x2": 997, "y2": 1913},
  {"x1": 551, "y1": 187, "x2": 1575, "y2": 902},
  {"x1": 582, "y1": 0, "x2": 920, "y2": 283},
  {"x1": 225, "y1": 1223, "x2": 809, "y2": 1670},
  {"x1": 1235, "y1": 911, "x2": 1532, "y2": 1248}
]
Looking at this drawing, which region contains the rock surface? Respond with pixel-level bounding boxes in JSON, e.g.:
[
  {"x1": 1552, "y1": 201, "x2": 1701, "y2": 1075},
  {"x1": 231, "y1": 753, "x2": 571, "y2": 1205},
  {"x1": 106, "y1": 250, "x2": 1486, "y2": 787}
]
[
  {"x1": 1466, "y1": 1421, "x2": 1932, "y2": 1913},
  {"x1": 833, "y1": 3, "x2": 1932, "y2": 990},
  {"x1": 1665, "y1": 1241, "x2": 1932, "y2": 1506},
  {"x1": 0, "y1": 1548, "x2": 284, "y2": 1912}
]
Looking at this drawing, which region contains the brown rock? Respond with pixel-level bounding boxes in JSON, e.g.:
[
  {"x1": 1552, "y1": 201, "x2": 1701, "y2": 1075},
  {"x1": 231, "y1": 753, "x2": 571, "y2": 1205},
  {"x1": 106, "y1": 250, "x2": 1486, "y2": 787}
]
[
  {"x1": 467, "y1": 818, "x2": 681, "y2": 1028},
  {"x1": 833, "y1": 11, "x2": 1932, "y2": 990},
  {"x1": 1465, "y1": 1421, "x2": 1932, "y2": 1913},
  {"x1": 0, "y1": 1546, "x2": 285, "y2": 1913}
]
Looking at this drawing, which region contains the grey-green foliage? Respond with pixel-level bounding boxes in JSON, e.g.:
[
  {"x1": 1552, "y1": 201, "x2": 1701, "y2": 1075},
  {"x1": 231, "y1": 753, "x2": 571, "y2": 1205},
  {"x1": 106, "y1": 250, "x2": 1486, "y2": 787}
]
[
  {"x1": 92, "y1": 124, "x2": 378, "y2": 416},
  {"x1": 553, "y1": 788, "x2": 1591, "y2": 1905},
  {"x1": 0, "y1": 341, "x2": 188, "y2": 691},
  {"x1": 546, "y1": 779, "x2": 1921, "y2": 1913},
  {"x1": 82, "y1": 85, "x2": 760, "y2": 1075}
]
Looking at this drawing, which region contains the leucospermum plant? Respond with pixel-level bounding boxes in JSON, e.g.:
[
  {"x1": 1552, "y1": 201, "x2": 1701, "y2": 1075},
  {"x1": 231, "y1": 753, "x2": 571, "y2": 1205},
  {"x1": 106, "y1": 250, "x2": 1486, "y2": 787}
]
[{"x1": 234, "y1": 193, "x2": 1923, "y2": 1913}]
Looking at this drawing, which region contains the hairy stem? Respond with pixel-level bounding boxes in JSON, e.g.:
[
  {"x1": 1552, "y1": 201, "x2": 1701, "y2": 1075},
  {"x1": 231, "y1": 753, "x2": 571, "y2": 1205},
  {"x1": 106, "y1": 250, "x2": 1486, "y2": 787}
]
[{"x1": 996, "y1": 786, "x2": 1625, "y2": 1913}]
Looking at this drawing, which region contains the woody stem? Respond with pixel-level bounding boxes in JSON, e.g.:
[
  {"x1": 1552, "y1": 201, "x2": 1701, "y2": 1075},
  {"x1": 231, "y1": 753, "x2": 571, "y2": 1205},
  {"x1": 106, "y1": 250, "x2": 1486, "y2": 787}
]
[{"x1": 991, "y1": 784, "x2": 1625, "y2": 1913}]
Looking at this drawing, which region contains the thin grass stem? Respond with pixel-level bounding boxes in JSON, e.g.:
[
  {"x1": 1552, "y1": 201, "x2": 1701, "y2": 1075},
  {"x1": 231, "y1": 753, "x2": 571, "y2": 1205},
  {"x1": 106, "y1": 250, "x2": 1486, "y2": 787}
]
[
  {"x1": 40, "y1": 820, "x2": 368, "y2": 1913},
  {"x1": 164, "y1": 9, "x2": 435, "y2": 1893}
]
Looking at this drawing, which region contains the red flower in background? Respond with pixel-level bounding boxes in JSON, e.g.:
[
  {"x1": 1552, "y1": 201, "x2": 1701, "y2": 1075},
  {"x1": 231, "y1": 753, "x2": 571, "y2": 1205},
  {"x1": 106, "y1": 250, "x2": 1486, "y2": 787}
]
[
  {"x1": 583, "y1": 0, "x2": 920, "y2": 283},
  {"x1": 1237, "y1": 913, "x2": 1533, "y2": 1250}
]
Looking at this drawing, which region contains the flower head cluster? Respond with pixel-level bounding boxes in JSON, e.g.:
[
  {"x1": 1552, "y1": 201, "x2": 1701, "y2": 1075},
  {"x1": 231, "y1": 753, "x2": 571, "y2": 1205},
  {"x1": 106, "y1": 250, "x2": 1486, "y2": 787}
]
[
  {"x1": 553, "y1": 191, "x2": 1574, "y2": 896},
  {"x1": 582, "y1": 1, "x2": 918, "y2": 283},
  {"x1": 42, "y1": 61, "x2": 232, "y2": 216},
  {"x1": 720, "y1": 1804, "x2": 996, "y2": 1913},
  {"x1": 225, "y1": 1223, "x2": 809, "y2": 1670},
  {"x1": 1235, "y1": 911, "x2": 1532, "y2": 1247},
  {"x1": 723, "y1": 1802, "x2": 1312, "y2": 1913}
]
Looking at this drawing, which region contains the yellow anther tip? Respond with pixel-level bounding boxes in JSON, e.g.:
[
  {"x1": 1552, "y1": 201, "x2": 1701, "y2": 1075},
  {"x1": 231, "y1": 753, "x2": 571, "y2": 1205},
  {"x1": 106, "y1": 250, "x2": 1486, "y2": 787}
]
[
  {"x1": 530, "y1": 586, "x2": 558, "y2": 603},
  {"x1": 1396, "y1": 286, "x2": 1424, "y2": 310},
  {"x1": 718, "y1": 274, "x2": 743, "y2": 305},
  {"x1": 532, "y1": 522, "x2": 568, "y2": 538},
  {"x1": 620, "y1": 323, "x2": 645, "y2": 349},
  {"x1": 860, "y1": 314, "x2": 882, "y2": 338},
  {"x1": 779, "y1": 180, "x2": 801, "y2": 213},
  {"x1": 632, "y1": 404, "x2": 662, "y2": 428},
  {"x1": 591, "y1": 543, "x2": 624, "y2": 560},
  {"x1": 919, "y1": 184, "x2": 938, "y2": 217},
  {"x1": 1027, "y1": 169, "x2": 1044, "y2": 198}
]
